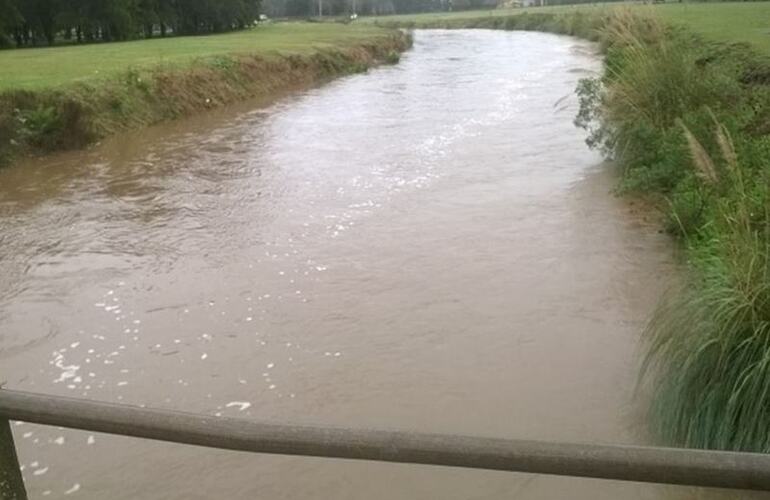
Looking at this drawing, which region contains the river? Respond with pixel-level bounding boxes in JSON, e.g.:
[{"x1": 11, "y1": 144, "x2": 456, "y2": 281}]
[{"x1": 0, "y1": 29, "x2": 749, "y2": 499}]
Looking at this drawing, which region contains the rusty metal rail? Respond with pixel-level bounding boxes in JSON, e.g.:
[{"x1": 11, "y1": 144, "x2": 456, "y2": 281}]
[{"x1": 1, "y1": 389, "x2": 770, "y2": 499}]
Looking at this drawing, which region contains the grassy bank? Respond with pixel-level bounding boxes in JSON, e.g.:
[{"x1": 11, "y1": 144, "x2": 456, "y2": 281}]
[
  {"x1": 0, "y1": 23, "x2": 409, "y2": 164},
  {"x1": 366, "y1": 2, "x2": 770, "y2": 54},
  {"x1": 377, "y1": 5, "x2": 770, "y2": 452},
  {"x1": 577, "y1": 11, "x2": 770, "y2": 452}
]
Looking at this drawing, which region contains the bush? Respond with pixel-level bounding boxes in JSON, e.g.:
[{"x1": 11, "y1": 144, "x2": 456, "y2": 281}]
[{"x1": 385, "y1": 50, "x2": 400, "y2": 64}]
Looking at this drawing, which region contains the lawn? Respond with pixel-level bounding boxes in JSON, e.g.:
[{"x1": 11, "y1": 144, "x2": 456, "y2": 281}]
[
  {"x1": 654, "y1": 2, "x2": 770, "y2": 53},
  {"x1": 0, "y1": 22, "x2": 396, "y2": 91},
  {"x1": 362, "y1": 1, "x2": 770, "y2": 54}
]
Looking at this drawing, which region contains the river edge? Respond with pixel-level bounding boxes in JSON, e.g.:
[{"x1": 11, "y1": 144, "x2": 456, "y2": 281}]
[
  {"x1": 378, "y1": 10, "x2": 770, "y2": 453},
  {"x1": 0, "y1": 30, "x2": 411, "y2": 167}
]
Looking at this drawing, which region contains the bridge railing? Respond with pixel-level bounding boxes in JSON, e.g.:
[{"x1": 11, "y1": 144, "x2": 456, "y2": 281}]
[{"x1": 1, "y1": 389, "x2": 770, "y2": 499}]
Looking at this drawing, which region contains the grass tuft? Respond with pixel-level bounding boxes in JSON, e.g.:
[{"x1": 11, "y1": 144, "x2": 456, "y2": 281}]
[{"x1": 643, "y1": 126, "x2": 770, "y2": 451}]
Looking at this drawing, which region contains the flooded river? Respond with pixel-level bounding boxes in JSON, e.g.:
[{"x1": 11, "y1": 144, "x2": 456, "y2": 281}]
[{"x1": 0, "y1": 30, "x2": 740, "y2": 499}]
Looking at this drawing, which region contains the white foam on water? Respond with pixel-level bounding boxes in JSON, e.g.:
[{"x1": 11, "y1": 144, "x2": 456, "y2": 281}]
[
  {"x1": 225, "y1": 401, "x2": 251, "y2": 411},
  {"x1": 63, "y1": 483, "x2": 80, "y2": 495}
]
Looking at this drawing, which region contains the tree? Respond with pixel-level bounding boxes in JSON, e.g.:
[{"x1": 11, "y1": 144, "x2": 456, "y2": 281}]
[{"x1": 0, "y1": 0, "x2": 22, "y2": 46}]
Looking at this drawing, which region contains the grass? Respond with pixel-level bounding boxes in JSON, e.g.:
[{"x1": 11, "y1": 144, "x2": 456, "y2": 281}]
[
  {"x1": 362, "y1": 2, "x2": 770, "y2": 54},
  {"x1": 656, "y1": 2, "x2": 770, "y2": 53},
  {"x1": 0, "y1": 23, "x2": 409, "y2": 164},
  {"x1": 642, "y1": 121, "x2": 770, "y2": 451},
  {"x1": 0, "y1": 22, "x2": 399, "y2": 90},
  {"x1": 4, "y1": 3, "x2": 766, "y2": 91}
]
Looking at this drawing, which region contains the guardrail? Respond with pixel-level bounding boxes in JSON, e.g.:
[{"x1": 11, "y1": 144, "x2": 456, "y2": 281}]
[{"x1": 1, "y1": 389, "x2": 770, "y2": 499}]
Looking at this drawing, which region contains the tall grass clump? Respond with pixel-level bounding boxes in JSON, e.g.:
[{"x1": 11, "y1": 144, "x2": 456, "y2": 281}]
[
  {"x1": 576, "y1": 8, "x2": 770, "y2": 451},
  {"x1": 644, "y1": 122, "x2": 770, "y2": 452}
]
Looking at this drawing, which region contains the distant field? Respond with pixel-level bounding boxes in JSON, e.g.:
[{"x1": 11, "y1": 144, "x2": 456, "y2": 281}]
[
  {"x1": 2, "y1": 2, "x2": 767, "y2": 92},
  {"x1": 654, "y1": 3, "x2": 770, "y2": 52},
  {"x1": 363, "y1": 2, "x2": 770, "y2": 53},
  {"x1": 0, "y1": 23, "x2": 395, "y2": 91}
]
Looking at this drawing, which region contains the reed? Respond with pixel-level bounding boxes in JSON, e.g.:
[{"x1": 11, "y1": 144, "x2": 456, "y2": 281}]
[{"x1": 644, "y1": 120, "x2": 770, "y2": 451}]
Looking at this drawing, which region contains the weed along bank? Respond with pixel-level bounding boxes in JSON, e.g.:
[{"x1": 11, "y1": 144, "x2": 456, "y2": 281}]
[{"x1": 1, "y1": 2, "x2": 770, "y2": 499}]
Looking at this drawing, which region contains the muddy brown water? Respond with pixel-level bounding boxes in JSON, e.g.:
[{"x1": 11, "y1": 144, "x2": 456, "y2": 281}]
[{"x1": 0, "y1": 30, "x2": 755, "y2": 499}]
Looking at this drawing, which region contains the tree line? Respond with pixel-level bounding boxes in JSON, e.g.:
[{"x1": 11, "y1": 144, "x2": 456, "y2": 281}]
[
  {"x1": 0, "y1": 0, "x2": 263, "y2": 47},
  {"x1": 0, "y1": 0, "x2": 501, "y2": 49},
  {"x1": 264, "y1": 0, "x2": 440, "y2": 17}
]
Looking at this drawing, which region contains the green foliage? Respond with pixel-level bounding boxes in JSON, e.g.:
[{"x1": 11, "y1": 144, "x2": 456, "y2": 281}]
[
  {"x1": 1, "y1": 0, "x2": 263, "y2": 47},
  {"x1": 644, "y1": 134, "x2": 770, "y2": 451},
  {"x1": 208, "y1": 55, "x2": 237, "y2": 72},
  {"x1": 582, "y1": 11, "x2": 770, "y2": 452},
  {"x1": 384, "y1": 50, "x2": 400, "y2": 64},
  {"x1": 124, "y1": 68, "x2": 151, "y2": 93},
  {"x1": 11, "y1": 98, "x2": 92, "y2": 151},
  {"x1": 20, "y1": 105, "x2": 59, "y2": 135}
]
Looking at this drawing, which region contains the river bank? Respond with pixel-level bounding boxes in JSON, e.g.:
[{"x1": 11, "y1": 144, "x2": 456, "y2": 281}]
[
  {"x1": 379, "y1": 7, "x2": 770, "y2": 453},
  {"x1": 0, "y1": 24, "x2": 410, "y2": 166}
]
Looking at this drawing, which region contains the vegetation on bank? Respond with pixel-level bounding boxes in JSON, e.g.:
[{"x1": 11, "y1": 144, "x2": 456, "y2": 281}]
[
  {"x1": 380, "y1": 5, "x2": 770, "y2": 452},
  {"x1": 0, "y1": 23, "x2": 400, "y2": 90},
  {"x1": 578, "y1": 11, "x2": 770, "y2": 452},
  {"x1": 0, "y1": 23, "x2": 409, "y2": 164},
  {"x1": 367, "y1": 2, "x2": 770, "y2": 54}
]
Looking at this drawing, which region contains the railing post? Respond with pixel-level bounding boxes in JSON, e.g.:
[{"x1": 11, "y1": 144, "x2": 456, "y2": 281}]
[{"x1": 0, "y1": 416, "x2": 27, "y2": 500}]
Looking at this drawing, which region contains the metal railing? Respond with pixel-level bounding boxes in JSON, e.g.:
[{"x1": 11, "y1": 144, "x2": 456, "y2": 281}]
[{"x1": 1, "y1": 389, "x2": 770, "y2": 499}]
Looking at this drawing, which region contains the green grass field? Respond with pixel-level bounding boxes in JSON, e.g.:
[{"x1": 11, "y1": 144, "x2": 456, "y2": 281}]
[
  {"x1": 0, "y1": 22, "x2": 395, "y2": 90},
  {"x1": 362, "y1": 2, "x2": 770, "y2": 53},
  {"x1": 1, "y1": 2, "x2": 767, "y2": 92}
]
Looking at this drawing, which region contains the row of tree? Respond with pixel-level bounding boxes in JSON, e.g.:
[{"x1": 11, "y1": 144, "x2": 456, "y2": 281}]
[
  {"x1": 264, "y1": 0, "x2": 443, "y2": 17},
  {"x1": 0, "y1": 0, "x2": 500, "y2": 49},
  {"x1": 0, "y1": 0, "x2": 263, "y2": 47}
]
